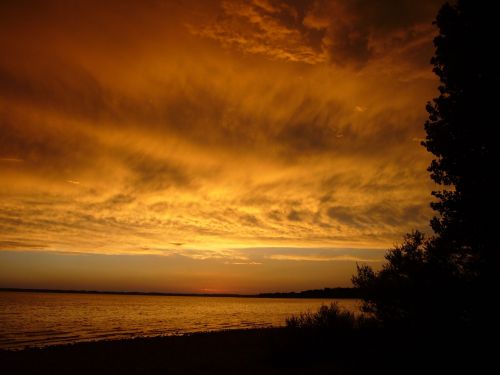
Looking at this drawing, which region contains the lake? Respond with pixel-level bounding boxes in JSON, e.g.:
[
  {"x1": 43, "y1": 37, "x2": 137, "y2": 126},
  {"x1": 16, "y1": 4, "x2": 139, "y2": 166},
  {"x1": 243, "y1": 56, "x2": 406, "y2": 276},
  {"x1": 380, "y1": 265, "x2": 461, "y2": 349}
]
[{"x1": 0, "y1": 291, "x2": 361, "y2": 350}]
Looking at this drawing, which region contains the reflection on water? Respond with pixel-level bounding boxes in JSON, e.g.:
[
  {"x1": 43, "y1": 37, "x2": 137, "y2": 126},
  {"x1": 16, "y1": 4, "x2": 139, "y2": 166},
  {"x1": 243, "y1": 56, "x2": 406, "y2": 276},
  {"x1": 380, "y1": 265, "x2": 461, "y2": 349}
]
[{"x1": 0, "y1": 291, "x2": 361, "y2": 350}]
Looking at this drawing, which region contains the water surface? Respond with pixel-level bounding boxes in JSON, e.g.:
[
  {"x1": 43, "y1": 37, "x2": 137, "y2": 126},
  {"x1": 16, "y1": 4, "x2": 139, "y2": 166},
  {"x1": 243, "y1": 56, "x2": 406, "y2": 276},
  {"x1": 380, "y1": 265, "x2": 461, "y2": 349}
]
[{"x1": 0, "y1": 291, "x2": 360, "y2": 350}]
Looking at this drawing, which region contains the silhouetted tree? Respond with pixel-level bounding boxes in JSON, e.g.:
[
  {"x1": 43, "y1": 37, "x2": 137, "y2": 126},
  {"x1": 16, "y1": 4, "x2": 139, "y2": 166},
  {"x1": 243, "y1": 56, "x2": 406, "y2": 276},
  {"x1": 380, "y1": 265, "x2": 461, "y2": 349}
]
[
  {"x1": 423, "y1": 0, "x2": 499, "y2": 280},
  {"x1": 353, "y1": 0, "x2": 498, "y2": 328},
  {"x1": 353, "y1": 232, "x2": 428, "y2": 326},
  {"x1": 353, "y1": 231, "x2": 467, "y2": 328}
]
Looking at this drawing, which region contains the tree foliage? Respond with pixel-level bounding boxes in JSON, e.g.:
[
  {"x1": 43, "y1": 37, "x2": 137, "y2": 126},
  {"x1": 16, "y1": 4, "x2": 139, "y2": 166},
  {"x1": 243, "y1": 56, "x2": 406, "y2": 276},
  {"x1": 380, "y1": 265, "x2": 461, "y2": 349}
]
[
  {"x1": 353, "y1": 231, "x2": 468, "y2": 328},
  {"x1": 353, "y1": 0, "x2": 498, "y2": 328},
  {"x1": 353, "y1": 232, "x2": 427, "y2": 324},
  {"x1": 423, "y1": 0, "x2": 499, "y2": 276}
]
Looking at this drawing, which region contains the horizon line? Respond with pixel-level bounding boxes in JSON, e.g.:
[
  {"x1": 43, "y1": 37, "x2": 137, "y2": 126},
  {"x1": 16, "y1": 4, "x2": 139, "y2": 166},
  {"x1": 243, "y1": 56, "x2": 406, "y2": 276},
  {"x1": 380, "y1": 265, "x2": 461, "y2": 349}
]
[{"x1": 0, "y1": 287, "x2": 357, "y2": 299}]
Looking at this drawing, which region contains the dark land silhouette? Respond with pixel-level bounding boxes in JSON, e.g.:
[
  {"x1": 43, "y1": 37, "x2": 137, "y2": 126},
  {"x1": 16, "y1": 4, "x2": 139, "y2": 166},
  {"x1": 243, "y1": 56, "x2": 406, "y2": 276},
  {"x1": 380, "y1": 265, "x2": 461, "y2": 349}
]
[
  {"x1": 0, "y1": 287, "x2": 360, "y2": 299},
  {"x1": 259, "y1": 287, "x2": 362, "y2": 299},
  {"x1": 0, "y1": 324, "x2": 490, "y2": 375},
  {"x1": 0, "y1": 319, "x2": 491, "y2": 375}
]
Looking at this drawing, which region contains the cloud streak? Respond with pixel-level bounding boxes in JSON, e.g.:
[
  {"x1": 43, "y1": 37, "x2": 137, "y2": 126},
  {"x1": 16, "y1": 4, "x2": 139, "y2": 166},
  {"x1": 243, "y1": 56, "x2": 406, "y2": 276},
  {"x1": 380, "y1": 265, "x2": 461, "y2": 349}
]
[{"x1": 0, "y1": 0, "x2": 441, "y2": 290}]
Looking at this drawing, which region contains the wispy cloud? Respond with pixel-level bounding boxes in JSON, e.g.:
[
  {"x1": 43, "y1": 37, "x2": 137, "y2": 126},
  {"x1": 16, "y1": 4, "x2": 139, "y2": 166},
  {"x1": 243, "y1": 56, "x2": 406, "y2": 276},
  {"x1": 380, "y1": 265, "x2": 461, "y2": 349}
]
[
  {"x1": 192, "y1": 0, "x2": 326, "y2": 64},
  {"x1": 0, "y1": 0, "x2": 440, "y2": 289},
  {"x1": 266, "y1": 254, "x2": 380, "y2": 262},
  {"x1": 0, "y1": 158, "x2": 24, "y2": 162}
]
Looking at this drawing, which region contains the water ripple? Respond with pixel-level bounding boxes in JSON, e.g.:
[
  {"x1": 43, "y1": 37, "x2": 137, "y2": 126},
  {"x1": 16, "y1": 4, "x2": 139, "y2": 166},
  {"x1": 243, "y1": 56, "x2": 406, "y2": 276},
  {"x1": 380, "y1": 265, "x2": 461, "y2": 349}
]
[{"x1": 0, "y1": 292, "x2": 361, "y2": 350}]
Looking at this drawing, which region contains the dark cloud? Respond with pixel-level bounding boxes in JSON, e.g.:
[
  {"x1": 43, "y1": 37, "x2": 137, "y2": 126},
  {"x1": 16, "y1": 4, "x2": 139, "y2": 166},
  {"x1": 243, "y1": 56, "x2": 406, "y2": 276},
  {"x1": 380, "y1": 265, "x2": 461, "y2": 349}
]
[
  {"x1": 126, "y1": 154, "x2": 194, "y2": 193},
  {"x1": 267, "y1": 210, "x2": 283, "y2": 221},
  {"x1": 197, "y1": 0, "x2": 442, "y2": 67},
  {"x1": 239, "y1": 214, "x2": 261, "y2": 226},
  {"x1": 327, "y1": 202, "x2": 429, "y2": 231},
  {"x1": 0, "y1": 63, "x2": 110, "y2": 120},
  {"x1": 81, "y1": 194, "x2": 137, "y2": 212},
  {"x1": 287, "y1": 209, "x2": 302, "y2": 222},
  {"x1": 0, "y1": 240, "x2": 47, "y2": 249},
  {"x1": 105, "y1": 194, "x2": 136, "y2": 207},
  {"x1": 196, "y1": 0, "x2": 325, "y2": 64},
  {"x1": 327, "y1": 206, "x2": 363, "y2": 228},
  {"x1": 304, "y1": 0, "x2": 442, "y2": 66},
  {"x1": 0, "y1": 110, "x2": 90, "y2": 170}
]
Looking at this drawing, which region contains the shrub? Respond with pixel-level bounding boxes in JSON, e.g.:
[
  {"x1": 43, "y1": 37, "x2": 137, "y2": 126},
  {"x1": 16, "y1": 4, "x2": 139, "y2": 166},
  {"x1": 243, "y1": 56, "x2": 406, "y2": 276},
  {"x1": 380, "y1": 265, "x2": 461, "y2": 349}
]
[{"x1": 286, "y1": 303, "x2": 374, "y2": 331}]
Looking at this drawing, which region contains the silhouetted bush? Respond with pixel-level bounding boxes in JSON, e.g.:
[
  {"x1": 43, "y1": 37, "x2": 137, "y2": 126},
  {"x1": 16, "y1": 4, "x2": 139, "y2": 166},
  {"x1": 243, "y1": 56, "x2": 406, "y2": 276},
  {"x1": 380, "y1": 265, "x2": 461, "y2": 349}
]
[
  {"x1": 353, "y1": 231, "x2": 468, "y2": 329},
  {"x1": 286, "y1": 303, "x2": 376, "y2": 331}
]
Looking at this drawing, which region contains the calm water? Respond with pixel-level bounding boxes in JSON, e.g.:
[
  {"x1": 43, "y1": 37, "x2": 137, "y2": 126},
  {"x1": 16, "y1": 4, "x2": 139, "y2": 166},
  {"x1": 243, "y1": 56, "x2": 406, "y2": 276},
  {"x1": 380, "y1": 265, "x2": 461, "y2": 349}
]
[{"x1": 0, "y1": 291, "x2": 361, "y2": 350}]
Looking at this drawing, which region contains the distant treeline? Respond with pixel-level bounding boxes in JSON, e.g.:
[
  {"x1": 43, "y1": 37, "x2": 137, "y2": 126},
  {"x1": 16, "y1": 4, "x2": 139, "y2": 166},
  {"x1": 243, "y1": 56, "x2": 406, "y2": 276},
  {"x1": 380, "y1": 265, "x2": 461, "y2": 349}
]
[
  {"x1": 0, "y1": 287, "x2": 360, "y2": 299},
  {"x1": 0, "y1": 288, "x2": 244, "y2": 298},
  {"x1": 257, "y1": 288, "x2": 361, "y2": 299}
]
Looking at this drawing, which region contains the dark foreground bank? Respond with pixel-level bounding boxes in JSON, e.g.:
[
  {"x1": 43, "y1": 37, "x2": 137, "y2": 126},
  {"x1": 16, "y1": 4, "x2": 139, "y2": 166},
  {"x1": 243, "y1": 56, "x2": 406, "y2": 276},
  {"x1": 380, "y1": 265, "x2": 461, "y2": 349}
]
[{"x1": 0, "y1": 327, "x2": 491, "y2": 375}]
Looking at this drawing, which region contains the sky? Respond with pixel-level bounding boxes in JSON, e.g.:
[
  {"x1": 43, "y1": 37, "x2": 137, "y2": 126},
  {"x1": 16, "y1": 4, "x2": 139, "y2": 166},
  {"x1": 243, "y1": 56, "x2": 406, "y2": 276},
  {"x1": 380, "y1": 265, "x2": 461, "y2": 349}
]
[{"x1": 0, "y1": 0, "x2": 442, "y2": 293}]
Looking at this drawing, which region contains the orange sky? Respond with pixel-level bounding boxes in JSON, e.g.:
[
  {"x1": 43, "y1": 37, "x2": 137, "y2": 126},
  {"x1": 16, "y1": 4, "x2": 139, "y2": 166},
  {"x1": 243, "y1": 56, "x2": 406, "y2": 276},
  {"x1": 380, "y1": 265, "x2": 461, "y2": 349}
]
[{"x1": 0, "y1": 0, "x2": 442, "y2": 293}]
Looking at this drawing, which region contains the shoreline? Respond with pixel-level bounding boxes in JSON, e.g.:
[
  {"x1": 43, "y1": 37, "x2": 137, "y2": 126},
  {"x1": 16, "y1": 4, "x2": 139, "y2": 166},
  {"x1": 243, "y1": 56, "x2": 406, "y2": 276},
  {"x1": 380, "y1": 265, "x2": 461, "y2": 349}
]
[
  {"x1": 0, "y1": 327, "x2": 277, "y2": 352},
  {"x1": 0, "y1": 287, "x2": 361, "y2": 299},
  {"x1": 0, "y1": 325, "x2": 482, "y2": 375},
  {"x1": 1, "y1": 328, "x2": 351, "y2": 374},
  {"x1": 0, "y1": 327, "x2": 273, "y2": 353}
]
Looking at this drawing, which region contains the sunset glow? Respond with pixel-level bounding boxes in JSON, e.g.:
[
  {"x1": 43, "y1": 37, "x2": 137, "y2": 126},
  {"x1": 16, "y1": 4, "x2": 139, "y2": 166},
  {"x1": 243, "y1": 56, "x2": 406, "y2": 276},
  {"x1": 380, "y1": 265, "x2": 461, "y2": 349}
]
[{"x1": 0, "y1": 0, "x2": 442, "y2": 293}]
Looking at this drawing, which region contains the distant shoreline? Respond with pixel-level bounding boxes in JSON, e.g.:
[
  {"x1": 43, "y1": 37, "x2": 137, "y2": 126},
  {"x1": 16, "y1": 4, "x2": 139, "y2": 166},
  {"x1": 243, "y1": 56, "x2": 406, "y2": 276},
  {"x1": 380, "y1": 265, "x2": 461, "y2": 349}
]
[{"x1": 0, "y1": 287, "x2": 360, "y2": 299}]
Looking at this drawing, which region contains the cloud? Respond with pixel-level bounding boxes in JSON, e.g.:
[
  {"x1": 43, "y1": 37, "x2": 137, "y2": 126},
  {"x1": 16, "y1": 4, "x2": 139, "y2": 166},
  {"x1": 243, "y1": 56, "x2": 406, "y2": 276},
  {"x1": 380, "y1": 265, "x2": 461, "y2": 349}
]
[
  {"x1": 194, "y1": 0, "x2": 442, "y2": 67},
  {"x1": 126, "y1": 154, "x2": 194, "y2": 193},
  {"x1": 287, "y1": 210, "x2": 303, "y2": 222},
  {"x1": 0, "y1": 158, "x2": 24, "y2": 162},
  {"x1": 224, "y1": 261, "x2": 262, "y2": 265},
  {"x1": 236, "y1": 246, "x2": 385, "y2": 264},
  {"x1": 0, "y1": 0, "x2": 438, "y2": 289},
  {"x1": 326, "y1": 202, "x2": 428, "y2": 230},
  {"x1": 193, "y1": 0, "x2": 326, "y2": 64},
  {"x1": 266, "y1": 254, "x2": 379, "y2": 262},
  {"x1": 0, "y1": 240, "x2": 47, "y2": 249}
]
